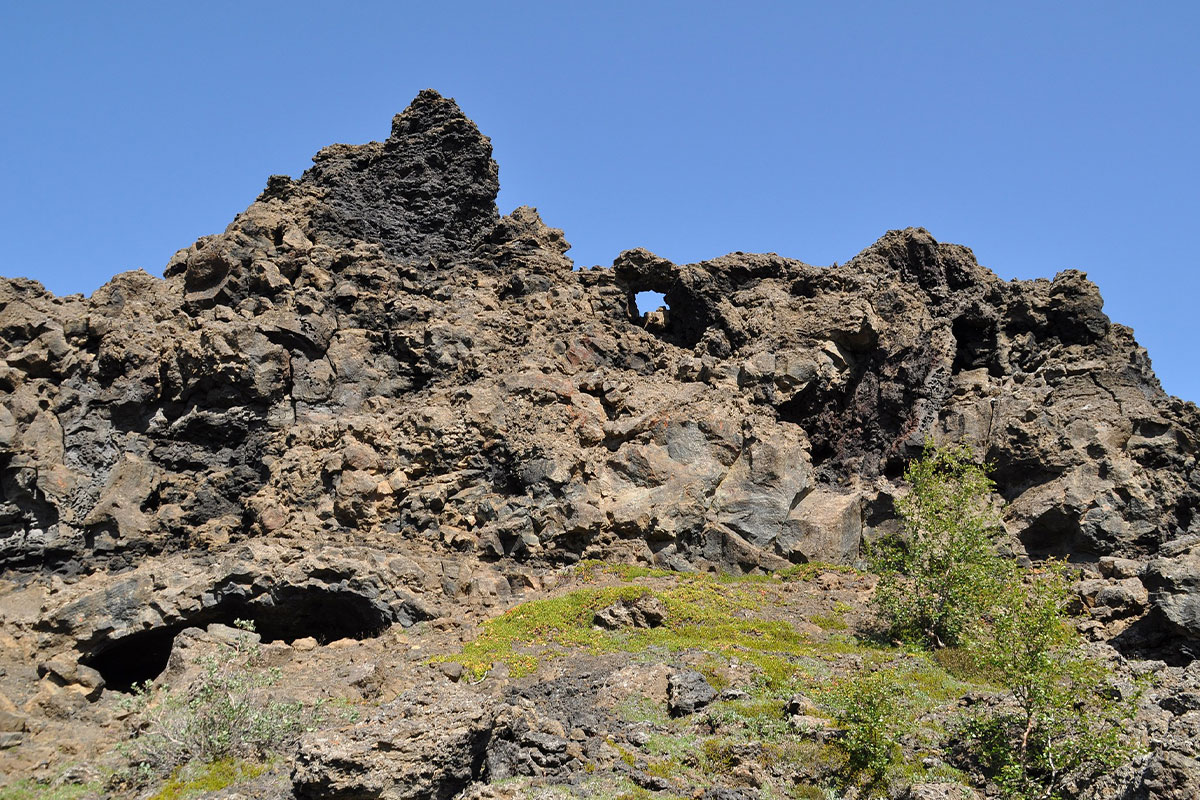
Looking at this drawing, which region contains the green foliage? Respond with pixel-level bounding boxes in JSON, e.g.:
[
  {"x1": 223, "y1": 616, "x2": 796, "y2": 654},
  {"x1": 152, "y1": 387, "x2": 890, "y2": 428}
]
[
  {"x1": 809, "y1": 611, "x2": 849, "y2": 631},
  {"x1": 121, "y1": 622, "x2": 324, "y2": 779},
  {"x1": 957, "y1": 564, "x2": 1141, "y2": 800},
  {"x1": 0, "y1": 779, "x2": 100, "y2": 800},
  {"x1": 436, "y1": 574, "x2": 827, "y2": 684},
  {"x1": 146, "y1": 759, "x2": 265, "y2": 800},
  {"x1": 870, "y1": 441, "x2": 1005, "y2": 649},
  {"x1": 704, "y1": 698, "x2": 793, "y2": 741},
  {"x1": 870, "y1": 443, "x2": 1141, "y2": 797},
  {"x1": 822, "y1": 668, "x2": 912, "y2": 777}
]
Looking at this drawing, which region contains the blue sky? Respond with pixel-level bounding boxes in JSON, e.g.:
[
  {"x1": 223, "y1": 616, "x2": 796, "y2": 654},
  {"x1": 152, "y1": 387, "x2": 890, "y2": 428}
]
[{"x1": 2, "y1": 2, "x2": 1197, "y2": 401}]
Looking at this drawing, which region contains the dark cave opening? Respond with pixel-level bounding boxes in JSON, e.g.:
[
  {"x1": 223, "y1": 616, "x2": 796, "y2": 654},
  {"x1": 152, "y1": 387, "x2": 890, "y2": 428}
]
[
  {"x1": 83, "y1": 585, "x2": 393, "y2": 693},
  {"x1": 86, "y1": 625, "x2": 180, "y2": 693},
  {"x1": 951, "y1": 315, "x2": 1000, "y2": 376}
]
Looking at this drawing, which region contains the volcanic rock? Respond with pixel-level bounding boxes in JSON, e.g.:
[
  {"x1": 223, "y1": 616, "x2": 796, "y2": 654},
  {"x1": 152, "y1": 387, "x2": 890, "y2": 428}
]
[
  {"x1": 667, "y1": 669, "x2": 716, "y2": 716},
  {"x1": 1, "y1": 88, "x2": 1199, "y2": 798}
]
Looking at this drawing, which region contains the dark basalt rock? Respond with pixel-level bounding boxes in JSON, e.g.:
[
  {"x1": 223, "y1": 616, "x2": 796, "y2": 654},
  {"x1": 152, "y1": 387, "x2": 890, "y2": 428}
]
[
  {"x1": 303, "y1": 89, "x2": 501, "y2": 262},
  {"x1": 667, "y1": 669, "x2": 716, "y2": 716}
]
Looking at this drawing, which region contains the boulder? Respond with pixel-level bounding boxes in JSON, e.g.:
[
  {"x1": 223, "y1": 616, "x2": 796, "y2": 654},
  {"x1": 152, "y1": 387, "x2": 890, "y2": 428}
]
[
  {"x1": 292, "y1": 682, "x2": 494, "y2": 800},
  {"x1": 667, "y1": 669, "x2": 716, "y2": 717}
]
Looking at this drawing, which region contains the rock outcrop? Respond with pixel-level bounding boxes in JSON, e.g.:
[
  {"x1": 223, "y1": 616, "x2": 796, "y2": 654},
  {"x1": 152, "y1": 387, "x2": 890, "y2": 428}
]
[{"x1": 1, "y1": 89, "x2": 1198, "y2": 796}]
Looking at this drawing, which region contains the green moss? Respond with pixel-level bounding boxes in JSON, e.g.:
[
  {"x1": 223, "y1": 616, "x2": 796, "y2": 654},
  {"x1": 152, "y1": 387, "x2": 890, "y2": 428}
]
[
  {"x1": 810, "y1": 612, "x2": 849, "y2": 631},
  {"x1": 699, "y1": 737, "x2": 741, "y2": 774},
  {"x1": 436, "y1": 572, "x2": 823, "y2": 681},
  {"x1": 645, "y1": 757, "x2": 683, "y2": 779},
  {"x1": 437, "y1": 566, "x2": 913, "y2": 693},
  {"x1": 574, "y1": 560, "x2": 676, "y2": 582},
  {"x1": 0, "y1": 780, "x2": 100, "y2": 800},
  {"x1": 432, "y1": 584, "x2": 652, "y2": 678},
  {"x1": 147, "y1": 759, "x2": 265, "y2": 800},
  {"x1": 615, "y1": 744, "x2": 639, "y2": 770}
]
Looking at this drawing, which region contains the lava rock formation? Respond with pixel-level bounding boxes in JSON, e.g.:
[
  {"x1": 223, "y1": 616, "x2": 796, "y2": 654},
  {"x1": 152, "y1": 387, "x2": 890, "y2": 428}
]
[{"x1": 1, "y1": 90, "x2": 1198, "y2": 798}]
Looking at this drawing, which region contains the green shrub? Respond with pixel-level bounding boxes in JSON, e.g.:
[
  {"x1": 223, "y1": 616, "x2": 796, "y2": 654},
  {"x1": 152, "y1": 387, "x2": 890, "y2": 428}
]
[
  {"x1": 822, "y1": 668, "x2": 911, "y2": 777},
  {"x1": 957, "y1": 564, "x2": 1140, "y2": 799},
  {"x1": 863, "y1": 443, "x2": 1139, "y2": 798},
  {"x1": 869, "y1": 441, "x2": 1005, "y2": 648},
  {"x1": 121, "y1": 621, "x2": 323, "y2": 779}
]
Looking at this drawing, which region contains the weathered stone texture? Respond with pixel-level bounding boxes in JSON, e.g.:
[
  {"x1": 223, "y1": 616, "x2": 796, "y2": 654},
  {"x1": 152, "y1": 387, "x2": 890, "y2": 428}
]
[{"x1": 1, "y1": 90, "x2": 1198, "y2": 716}]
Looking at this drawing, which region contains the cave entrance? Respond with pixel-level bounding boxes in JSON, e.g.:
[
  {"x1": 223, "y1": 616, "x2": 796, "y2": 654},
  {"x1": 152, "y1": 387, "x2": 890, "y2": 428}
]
[
  {"x1": 85, "y1": 625, "x2": 179, "y2": 694},
  {"x1": 951, "y1": 315, "x2": 1000, "y2": 376},
  {"x1": 83, "y1": 585, "x2": 393, "y2": 692}
]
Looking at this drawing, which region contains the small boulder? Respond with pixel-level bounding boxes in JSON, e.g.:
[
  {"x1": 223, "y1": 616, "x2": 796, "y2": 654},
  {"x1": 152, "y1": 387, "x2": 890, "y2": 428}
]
[
  {"x1": 784, "y1": 693, "x2": 820, "y2": 717},
  {"x1": 593, "y1": 594, "x2": 666, "y2": 630},
  {"x1": 0, "y1": 709, "x2": 27, "y2": 732},
  {"x1": 667, "y1": 669, "x2": 716, "y2": 717}
]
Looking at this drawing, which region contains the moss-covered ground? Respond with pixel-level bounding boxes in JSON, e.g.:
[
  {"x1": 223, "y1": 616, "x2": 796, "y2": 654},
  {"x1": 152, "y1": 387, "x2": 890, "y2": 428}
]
[
  {"x1": 145, "y1": 759, "x2": 266, "y2": 800},
  {"x1": 436, "y1": 561, "x2": 986, "y2": 798}
]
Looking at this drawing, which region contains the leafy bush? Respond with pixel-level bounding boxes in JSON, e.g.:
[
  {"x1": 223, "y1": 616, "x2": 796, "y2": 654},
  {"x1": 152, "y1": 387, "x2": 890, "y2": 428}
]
[
  {"x1": 823, "y1": 668, "x2": 911, "y2": 777},
  {"x1": 957, "y1": 564, "x2": 1140, "y2": 799},
  {"x1": 120, "y1": 621, "x2": 322, "y2": 779},
  {"x1": 869, "y1": 441, "x2": 1005, "y2": 648},
  {"x1": 867, "y1": 443, "x2": 1139, "y2": 798}
]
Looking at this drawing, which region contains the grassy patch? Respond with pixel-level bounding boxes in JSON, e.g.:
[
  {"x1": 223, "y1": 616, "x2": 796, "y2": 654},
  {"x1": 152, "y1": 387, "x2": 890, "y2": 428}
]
[
  {"x1": 438, "y1": 566, "x2": 909, "y2": 692},
  {"x1": 705, "y1": 697, "x2": 793, "y2": 740},
  {"x1": 810, "y1": 612, "x2": 849, "y2": 631},
  {"x1": 437, "y1": 564, "x2": 993, "y2": 799},
  {"x1": 615, "y1": 694, "x2": 671, "y2": 727},
  {"x1": 435, "y1": 572, "x2": 819, "y2": 681},
  {"x1": 147, "y1": 759, "x2": 265, "y2": 800},
  {"x1": 0, "y1": 780, "x2": 100, "y2": 800},
  {"x1": 643, "y1": 731, "x2": 700, "y2": 760}
]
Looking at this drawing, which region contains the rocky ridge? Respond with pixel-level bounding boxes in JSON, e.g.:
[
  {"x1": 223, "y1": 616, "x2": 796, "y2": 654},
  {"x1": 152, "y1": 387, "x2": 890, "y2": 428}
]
[{"x1": 1, "y1": 90, "x2": 1198, "y2": 798}]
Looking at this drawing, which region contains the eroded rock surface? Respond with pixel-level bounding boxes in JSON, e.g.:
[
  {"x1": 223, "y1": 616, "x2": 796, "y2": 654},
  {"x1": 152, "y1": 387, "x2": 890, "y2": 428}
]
[{"x1": 1, "y1": 89, "x2": 1199, "y2": 797}]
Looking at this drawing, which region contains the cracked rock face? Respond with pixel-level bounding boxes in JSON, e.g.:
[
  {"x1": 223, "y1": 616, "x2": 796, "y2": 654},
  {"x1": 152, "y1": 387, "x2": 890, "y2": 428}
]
[{"x1": 1, "y1": 89, "x2": 1200, "y2": 780}]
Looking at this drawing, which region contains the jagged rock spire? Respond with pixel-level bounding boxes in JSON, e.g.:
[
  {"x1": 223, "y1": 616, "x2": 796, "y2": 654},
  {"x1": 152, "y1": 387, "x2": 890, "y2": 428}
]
[{"x1": 302, "y1": 89, "x2": 500, "y2": 261}]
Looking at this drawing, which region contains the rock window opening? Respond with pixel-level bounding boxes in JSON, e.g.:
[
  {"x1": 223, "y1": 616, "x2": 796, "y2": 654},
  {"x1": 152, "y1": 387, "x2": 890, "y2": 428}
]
[
  {"x1": 633, "y1": 291, "x2": 671, "y2": 338},
  {"x1": 634, "y1": 291, "x2": 667, "y2": 317},
  {"x1": 83, "y1": 586, "x2": 393, "y2": 692}
]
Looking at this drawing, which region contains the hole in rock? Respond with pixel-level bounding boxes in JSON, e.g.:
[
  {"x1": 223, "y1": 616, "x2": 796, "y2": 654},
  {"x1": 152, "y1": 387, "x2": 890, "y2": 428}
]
[
  {"x1": 951, "y1": 316, "x2": 1000, "y2": 376},
  {"x1": 634, "y1": 291, "x2": 667, "y2": 316},
  {"x1": 84, "y1": 586, "x2": 392, "y2": 692},
  {"x1": 623, "y1": 279, "x2": 711, "y2": 349}
]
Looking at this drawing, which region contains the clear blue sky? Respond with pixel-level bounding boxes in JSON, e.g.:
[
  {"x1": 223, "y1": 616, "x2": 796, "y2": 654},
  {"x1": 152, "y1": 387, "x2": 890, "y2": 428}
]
[{"x1": 2, "y1": 2, "x2": 1197, "y2": 401}]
